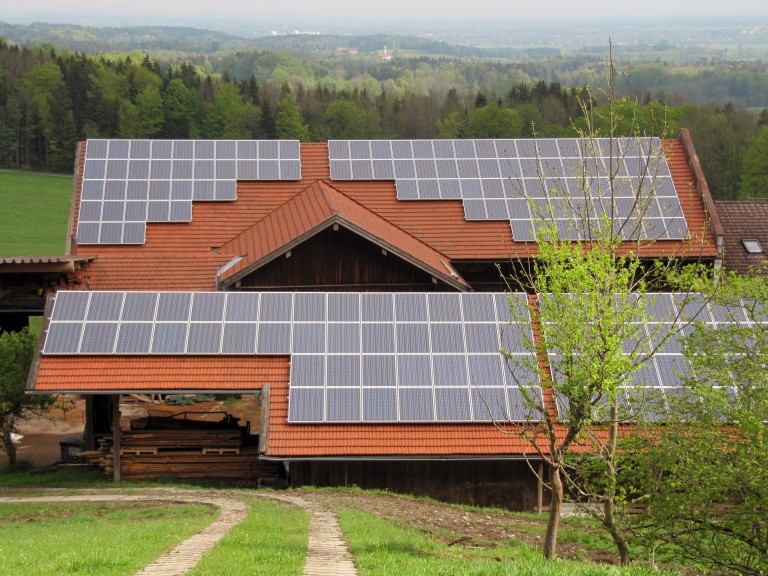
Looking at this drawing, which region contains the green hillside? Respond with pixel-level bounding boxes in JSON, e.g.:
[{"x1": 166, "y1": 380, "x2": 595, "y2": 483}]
[{"x1": 0, "y1": 171, "x2": 72, "y2": 256}]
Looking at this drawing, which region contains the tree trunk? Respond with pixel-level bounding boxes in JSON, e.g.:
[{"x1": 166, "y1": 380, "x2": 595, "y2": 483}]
[
  {"x1": 1, "y1": 426, "x2": 17, "y2": 466},
  {"x1": 544, "y1": 462, "x2": 563, "y2": 559},
  {"x1": 604, "y1": 402, "x2": 631, "y2": 565}
]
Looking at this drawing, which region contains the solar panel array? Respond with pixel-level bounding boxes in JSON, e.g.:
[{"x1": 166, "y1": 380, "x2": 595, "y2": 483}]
[
  {"x1": 328, "y1": 138, "x2": 689, "y2": 241},
  {"x1": 78, "y1": 139, "x2": 301, "y2": 245},
  {"x1": 42, "y1": 291, "x2": 540, "y2": 423},
  {"x1": 543, "y1": 292, "x2": 766, "y2": 420}
]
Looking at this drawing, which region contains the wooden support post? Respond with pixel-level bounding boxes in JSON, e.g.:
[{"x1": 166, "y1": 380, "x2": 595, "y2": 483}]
[
  {"x1": 258, "y1": 385, "x2": 270, "y2": 454},
  {"x1": 84, "y1": 395, "x2": 95, "y2": 451},
  {"x1": 112, "y1": 394, "x2": 121, "y2": 483},
  {"x1": 537, "y1": 461, "x2": 544, "y2": 513}
]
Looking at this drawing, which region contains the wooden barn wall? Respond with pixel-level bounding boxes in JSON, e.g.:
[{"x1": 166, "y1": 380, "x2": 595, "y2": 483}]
[
  {"x1": 289, "y1": 459, "x2": 545, "y2": 512},
  {"x1": 238, "y1": 227, "x2": 453, "y2": 292}
]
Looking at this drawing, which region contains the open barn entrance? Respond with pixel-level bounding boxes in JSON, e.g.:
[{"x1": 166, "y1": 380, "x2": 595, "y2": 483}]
[{"x1": 81, "y1": 393, "x2": 285, "y2": 486}]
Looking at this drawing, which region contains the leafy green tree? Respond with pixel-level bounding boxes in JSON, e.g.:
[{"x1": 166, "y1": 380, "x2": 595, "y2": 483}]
[
  {"x1": 203, "y1": 83, "x2": 260, "y2": 139},
  {"x1": 436, "y1": 111, "x2": 466, "y2": 138},
  {"x1": 162, "y1": 79, "x2": 201, "y2": 139},
  {"x1": 628, "y1": 270, "x2": 768, "y2": 575},
  {"x1": 119, "y1": 85, "x2": 164, "y2": 138},
  {"x1": 466, "y1": 103, "x2": 522, "y2": 138},
  {"x1": 501, "y1": 44, "x2": 707, "y2": 564},
  {"x1": 737, "y1": 124, "x2": 768, "y2": 199},
  {"x1": 1, "y1": 328, "x2": 55, "y2": 466},
  {"x1": 325, "y1": 99, "x2": 380, "y2": 139},
  {"x1": 275, "y1": 92, "x2": 309, "y2": 141}
]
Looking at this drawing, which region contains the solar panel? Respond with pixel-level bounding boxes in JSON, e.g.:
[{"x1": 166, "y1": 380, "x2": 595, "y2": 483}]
[
  {"x1": 79, "y1": 139, "x2": 303, "y2": 244},
  {"x1": 116, "y1": 323, "x2": 154, "y2": 354}
]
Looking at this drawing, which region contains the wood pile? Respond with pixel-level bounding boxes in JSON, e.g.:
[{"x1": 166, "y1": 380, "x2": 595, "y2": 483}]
[
  {"x1": 85, "y1": 423, "x2": 283, "y2": 484},
  {"x1": 102, "y1": 446, "x2": 282, "y2": 483}
]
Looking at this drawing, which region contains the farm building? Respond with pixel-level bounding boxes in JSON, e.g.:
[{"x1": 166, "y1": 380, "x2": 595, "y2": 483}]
[{"x1": 24, "y1": 132, "x2": 722, "y2": 510}]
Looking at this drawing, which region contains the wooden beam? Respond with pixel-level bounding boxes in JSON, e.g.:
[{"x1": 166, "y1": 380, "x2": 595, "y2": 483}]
[
  {"x1": 537, "y1": 461, "x2": 544, "y2": 514},
  {"x1": 84, "y1": 395, "x2": 95, "y2": 451},
  {"x1": 259, "y1": 385, "x2": 270, "y2": 455},
  {"x1": 112, "y1": 394, "x2": 121, "y2": 483}
]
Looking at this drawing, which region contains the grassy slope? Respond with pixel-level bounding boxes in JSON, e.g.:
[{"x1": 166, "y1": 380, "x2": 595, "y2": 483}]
[
  {"x1": 0, "y1": 501, "x2": 216, "y2": 576},
  {"x1": 0, "y1": 171, "x2": 72, "y2": 256}
]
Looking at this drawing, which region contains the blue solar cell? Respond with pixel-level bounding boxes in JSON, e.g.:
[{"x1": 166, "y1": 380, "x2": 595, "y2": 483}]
[
  {"x1": 87, "y1": 292, "x2": 124, "y2": 321},
  {"x1": 173, "y1": 140, "x2": 194, "y2": 159},
  {"x1": 396, "y1": 179, "x2": 419, "y2": 199},
  {"x1": 237, "y1": 160, "x2": 259, "y2": 180},
  {"x1": 294, "y1": 293, "x2": 326, "y2": 321},
  {"x1": 128, "y1": 159, "x2": 150, "y2": 179},
  {"x1": 193, "y1": 180, "x2": 216, "y2": 201},
  {"x1": 215, "y1": 180, "x2": 237, "y2": 201},
  {"x1": 391, "y1": 140, "x2": 413, "y2": 159},
  {"x1": 370, "y1": 140, "x2": 392, "y2": 160},
  {"x1": 108, "y1": 140, "x2": 130, "y2": 159},
  {"x1": 467, "y1": 355, "x2": 505, "y2": 387},
  {"x1": 395, "y1": 323, "x2": 430, "y2": 353},
  {"x1": 99, "y1": 223, "x2": 123, "y2": 244},
  {"x1": 428, "y1": 293, "x2": 462, "y2": 322},
  {"x1": 439, "y1": 180, "x2": 462, "y2": 199},
  {"x1": 172, "y1": 160, "x2": 193, "y2": 179},
  {"x1": 460, "y1": 179, "x2": 483, "y2": 199},
  {"x1": 156, "y1": 292, "x2": 192, "y2": 322},
  {"x1": 433, "y1": 355, "x2": 468, "y2": 386},
  {"x1": 327, "y1": 388, "x2": 360, "y2": 421},
  {"x1": 256, "y1": 323, "x2": 292, "y2": 353},
  {"x1": 328, "y1": 293, "x2": 359, "y2": 321},
  {"x1": 115, "y1": 323, "x2": 153, "y2": 354},
  {"x1": 44, "y1": 323, "x2": 84, "y2": 354},
  {"x1": 122, "y1": 222, "x2": 146, "y2": 244},
  {"x1": 81, "y1": 181, "x2": 104, "y2": 201},
  {"x1": 362, "y1": 323, "x2": 395, "y2": 353},
  {"x1": 84, "y1": 159, "x2": 106, "y2": 180},
  {"x1": 415, "y1": 159, "x2": 437, "y2": 179},
  {"x1": 225, "y1": 293, "x2": 259, "y2": 322},
  {"x1": 463, "y1": 199, "x2": 487, "y2": 220},
  {"x1": 399, "y1": 388, "x2": 434, "y2": 421},
  {"x1": 393, "y1": 159, "x2": 416, "y2": 179},
  {"x1": 453, "y1": 140, "x2": 476, "y2": 159},
  {"x1": 186, "y1": 323, "x2": 222, "y2": 354},
  {"x1": 328, "y1": 140, "x2": 350, "y2": 160},
  {"x1": 361, "y1": 293, "x2": 393, "y2": 322},
  {"x1": 258, "y1": 140, "x2": 279, "y2": 160},
  {"x1": 87, "y1": 140, "x2": 109, "y2": 159},
  {"x1": 433, "y1": 140, "x2": 455, "y2": 158},
  {"x1": 150, "y1": 159, "x2": 172, "y2": 179},
  {"x1": 152, "y1": 323, "x2": 188, "y2": 354},
  {"x1": 52, "y1": 291, "x2": 91, "y2": 321},
  {"x1": 412, "y1": 140, "x2": 434, "y2": 159},
  {"x1": 171, "y1": 180, "x2": 193, "y2": 201},
  {"x1": 363, "y1": 355, "x2": 396, "y2": 387},
  {"x1": 474, "y1": 140, "x2": 497, "y2": 159},
  {"x1": 190, "y1": 293, "x2": 225, "y2": 322},
  {"x1": 195, "y1": 140, "x2": 215, "y2": 159},
  {"x1": 330, "y1": 160, "x2": 352, "y2": 180},
  {"x1": 293, "y1": 323, "x2": 326, "y2": 353},
  {"x1": 259, "y1": 292, "x2": 292, "y2": 321},
  {"x1": 279, "y1": 140, "x2": 300, "y2": 159},
  {"x1": 151, "y1": 140, "x2": 173, "y2": 159},
  {"x1": 327, "y1": 323, "x2": 360, "y2": 354},
  {"x1": 79, "y1": 201, "x2": 102, "y2": 222},
  {"x1": 430, "y1": 323, "x2": 465, "y2": 353},
  {"x1": 126, "y1": 181, "x2": 148, "y2": 200},
  {"x1": 237, "y1": 140, "x2": 258, "y2": 159},
  {"x1": 80, "y1": 322, "x2": 119, "y2": 353},
  {"x1": 435, "y1": 387, "x2": 471, "y2": 421},
  {"x1": 351, "y1": 160, "x2": 374, "y2": 179},
  {"x1": 395, "y1": 293, "x2": 428, "y2": 322},
  {"x1": 290, "y1": 355, "x2": 326, "y2": 387},
  {"x1": 216, "y1": 140, "x2": 237, "y2": 159},
  {"x1": 169, "y1": 201, "x2": 192, "y2": 222},
  {"x1": 102, "y1": 201, "x2": 125, "y2": 222},
  {"x1": 464, "y1": 324, "x2": 500, "y2": 353},
  {"x1": 280, "y1": 160, "x2": 301, "y2": 180},
  {"x1": 288, "y1": 388, "x2": 325, "y2": 422},
  {"x1": 471, "y1": 387, "x2": 508, "y2": 421},
  {"x1": 372, "y1": 160, "x2": 395, "y2": 179},
  {"x1": 417, "y1": 179, "x2": 440, "y2": 199},
  {"x1": 327, "y1": 355, "x2": 360, "y2": 387},
  {"x1": 221, "y1": 323, "x2": 258, "y2": 354},
  {"x1": 506, "y1": 387, "x2": 531, "y2": 420},
  {"x1": 349, "y1": 140, "x2": 371, "y2": 160},
  {"x1": 363, "y1": 388, "x2": 398, "y2": 421},
  {"x1": 121, "y1": 292, "x2": 158, "y2": 321},
  {"x1": 147, "y1": 201, "x2": 169, "y2": 222},
  {"x1": 259, "y1": 160, "x2": 280, "y2": 180}
]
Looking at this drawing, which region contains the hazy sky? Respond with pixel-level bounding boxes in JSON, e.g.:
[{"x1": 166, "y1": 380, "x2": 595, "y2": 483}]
[{"x1": 4, "y1": 0, "x2": 768, "y2": 26}]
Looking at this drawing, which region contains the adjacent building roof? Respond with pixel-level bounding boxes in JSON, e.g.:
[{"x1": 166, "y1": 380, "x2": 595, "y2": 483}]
[
  {"x1": 32, "y1": 356, "x2": 290, "y2": 394},
  {"x1": 714, "y1": 200, "x2": 768, "y2": 274}
]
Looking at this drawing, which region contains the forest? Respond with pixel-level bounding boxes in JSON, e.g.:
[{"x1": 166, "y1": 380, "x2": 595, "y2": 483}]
[{"x1": 0, "y1": 36, "x2": 767, "y2": 200}]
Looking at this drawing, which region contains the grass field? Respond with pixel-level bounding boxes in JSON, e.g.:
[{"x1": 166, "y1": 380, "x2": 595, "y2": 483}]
[
  {"x1": 0, "y1": 171, "x2": 72, "y2": 256},
  {"x1": 0, "y1": 501, "x2": 216, "y2": 576}
]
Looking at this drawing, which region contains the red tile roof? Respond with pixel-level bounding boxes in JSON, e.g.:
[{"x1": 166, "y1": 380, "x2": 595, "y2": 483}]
[
  {"x1": 68, "y1": 137, "x2": 718, "y2": 291},
  {"x1": 714, "y1": 200, "x2": 768, "y2": 274},
  {"x1": 219, "y1": 180, "x2": 468, "y2": 289},
  {"x1": 33, "y1": 356, "x2": 290, "y2": 393}
]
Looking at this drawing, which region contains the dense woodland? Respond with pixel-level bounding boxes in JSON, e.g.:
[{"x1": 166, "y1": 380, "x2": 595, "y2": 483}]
[{"x1": 1, "y1": 38, "x2": 767, "y2": 200}]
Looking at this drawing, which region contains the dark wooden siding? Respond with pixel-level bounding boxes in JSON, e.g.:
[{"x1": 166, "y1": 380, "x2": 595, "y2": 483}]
[
  {"x1": 238, "y1": 227, "x2": 453, "y2": 292},
  {"x1": 289, "y1": 459, "x2": 545, "y2": 512}
]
